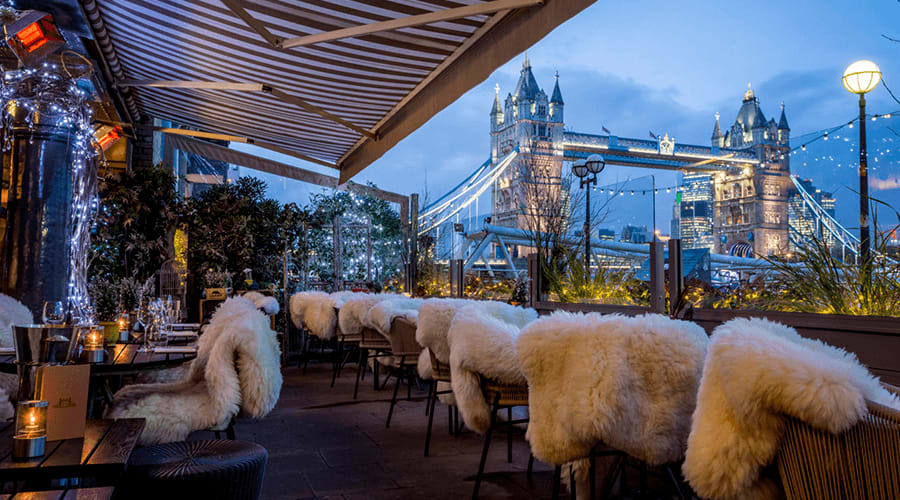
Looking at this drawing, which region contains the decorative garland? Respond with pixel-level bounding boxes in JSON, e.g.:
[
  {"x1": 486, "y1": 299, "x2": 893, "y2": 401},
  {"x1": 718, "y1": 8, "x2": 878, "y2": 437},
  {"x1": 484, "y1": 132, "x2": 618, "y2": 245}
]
[{"x1": 0, "y1": 59, "x2": 101, "y2": 323}]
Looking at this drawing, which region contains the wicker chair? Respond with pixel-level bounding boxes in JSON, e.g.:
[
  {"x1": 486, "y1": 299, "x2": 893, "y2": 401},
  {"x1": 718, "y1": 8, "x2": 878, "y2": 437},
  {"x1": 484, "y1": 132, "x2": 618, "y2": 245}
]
[
  {"x1": 472, "y1": 378, "x2": 531, "y2": 500},
  {"x1": 424, "y1": 349, "x2": 460, "y2": 456},
  {"x1": 330, "y1": 307, "x2": 361, "y2": 388},
  {"x1": 353, "y1": 325, "x2": 394, "y2": 399},
  {"x1": 383, "y1": 316, "x2": 422, "y2": 428},
  {"x1": 777, "y1": 387, "x2": 900, "y2": 500}
]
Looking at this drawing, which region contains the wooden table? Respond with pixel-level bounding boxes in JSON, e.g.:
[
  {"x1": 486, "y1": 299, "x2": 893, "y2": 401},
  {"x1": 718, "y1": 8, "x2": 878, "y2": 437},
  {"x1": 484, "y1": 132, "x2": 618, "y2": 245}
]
[
  {"x1": 0, "y1": 419, "x2": 144, "y2": 484},
  {"x1": 0, "y1": 344, "x2": 196, "y2": 377},
  {"x1": 0, "y1": 486, "x2": 113, "y2": 499}
]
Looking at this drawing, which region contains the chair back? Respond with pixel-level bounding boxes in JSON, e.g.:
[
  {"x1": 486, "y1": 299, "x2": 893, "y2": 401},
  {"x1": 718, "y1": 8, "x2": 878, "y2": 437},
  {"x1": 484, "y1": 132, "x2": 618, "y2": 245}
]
[
  {"x1": 429, "y1": 348, "x2": 451, "y2": 381},
  {"x1": 360, "y1": 326, "x2": 390, "y2": 349},
  {"x1": 777, "y1": 398, "x2": 900, "y2": 500},
  {"x1": 388, "y1": 317, "x2": 421, "y2": 358}
]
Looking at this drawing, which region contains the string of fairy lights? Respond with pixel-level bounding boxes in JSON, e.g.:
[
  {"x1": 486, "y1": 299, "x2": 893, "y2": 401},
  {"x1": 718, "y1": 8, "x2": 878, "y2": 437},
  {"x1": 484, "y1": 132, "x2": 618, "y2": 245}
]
[
  {"x1": 0, "y1": 60, "x2": 101, "y2": 323},
  {"x1": 579, "y1": 107, "x2": 900, "y2": 198}
]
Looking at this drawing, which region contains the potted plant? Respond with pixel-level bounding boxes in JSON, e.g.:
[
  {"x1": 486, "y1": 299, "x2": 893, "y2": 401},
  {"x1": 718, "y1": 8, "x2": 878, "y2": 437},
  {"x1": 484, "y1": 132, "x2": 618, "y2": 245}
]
[
  {"x1": 89, "y1": 278, "x2": 120, "y2": 344},
  {"x1": 202, "y1": 269, "x2": 232, "y2": 299}
]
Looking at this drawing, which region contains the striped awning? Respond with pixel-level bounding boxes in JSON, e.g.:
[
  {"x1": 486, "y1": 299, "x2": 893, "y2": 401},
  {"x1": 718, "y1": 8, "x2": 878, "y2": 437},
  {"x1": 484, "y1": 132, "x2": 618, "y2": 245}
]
[{"x1": 81, "y1": 0, "x2": 595, "y2": 182}]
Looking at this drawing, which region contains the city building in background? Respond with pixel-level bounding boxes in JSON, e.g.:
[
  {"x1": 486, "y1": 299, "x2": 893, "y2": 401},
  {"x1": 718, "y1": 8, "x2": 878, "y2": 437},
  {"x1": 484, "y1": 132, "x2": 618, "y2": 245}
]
[
  {"x1": 676, "y1": 173, "x2": 715, "y2": 251},
  {"x1": 622, "y1": 225, "x2": 651, "y2": 243}
]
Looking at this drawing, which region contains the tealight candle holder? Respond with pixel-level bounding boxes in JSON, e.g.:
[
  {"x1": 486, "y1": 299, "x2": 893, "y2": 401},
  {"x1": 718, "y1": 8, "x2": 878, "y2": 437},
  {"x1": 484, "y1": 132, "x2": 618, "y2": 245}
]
[
  {"x1": 80, "y1": 326, "x2": 105, "y2": 363},
  {"x1": 118, "y1": 312, "x2": 131, "y2": 342},
  {"x1": 13, "y1": 400, "x2": 48, "y2": 459}
]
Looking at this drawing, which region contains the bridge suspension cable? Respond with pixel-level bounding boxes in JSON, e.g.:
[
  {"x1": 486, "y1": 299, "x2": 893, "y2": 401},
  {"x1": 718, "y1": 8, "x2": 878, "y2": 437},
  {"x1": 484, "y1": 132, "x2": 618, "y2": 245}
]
[{"x1": 418, "y1": 150, "x2": 518, "y2": 235}]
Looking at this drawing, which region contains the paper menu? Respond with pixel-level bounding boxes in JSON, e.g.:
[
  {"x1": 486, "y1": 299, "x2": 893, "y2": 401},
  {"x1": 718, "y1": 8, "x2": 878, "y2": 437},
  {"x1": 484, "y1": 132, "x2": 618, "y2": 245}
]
[{"x1": 38, "y1": 364, "x2": 90, "y2": 441}]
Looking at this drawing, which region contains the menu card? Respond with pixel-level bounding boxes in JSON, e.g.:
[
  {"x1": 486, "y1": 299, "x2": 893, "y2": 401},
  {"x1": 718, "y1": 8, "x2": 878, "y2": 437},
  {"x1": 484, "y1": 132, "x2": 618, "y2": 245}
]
[{"x1": 38, "y1": 364, "x2": 90, "y2": 441}]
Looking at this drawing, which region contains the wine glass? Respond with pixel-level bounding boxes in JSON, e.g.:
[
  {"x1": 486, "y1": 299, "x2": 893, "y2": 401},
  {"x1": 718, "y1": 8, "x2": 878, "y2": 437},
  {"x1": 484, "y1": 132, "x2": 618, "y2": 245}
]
[{"x1": 42, "y1": 301, "x2": 65, "y2": 325}]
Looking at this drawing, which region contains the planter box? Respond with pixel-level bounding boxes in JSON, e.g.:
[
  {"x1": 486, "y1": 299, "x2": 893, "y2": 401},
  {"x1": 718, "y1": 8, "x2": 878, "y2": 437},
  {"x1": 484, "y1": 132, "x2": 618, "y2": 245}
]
[{"x1": 690, "y1": 308, "x2": 900, "y2": 386}]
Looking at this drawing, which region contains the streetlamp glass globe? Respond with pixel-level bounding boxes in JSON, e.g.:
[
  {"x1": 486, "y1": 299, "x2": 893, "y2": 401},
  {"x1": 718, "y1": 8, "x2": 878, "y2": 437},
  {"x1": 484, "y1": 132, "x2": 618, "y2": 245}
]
[
  {"x1": 572, "y1": 159, "x2": 588, "y2": 178},
  {"x1": 585, "y1": 154, "x2": 605, "y2": 174},
  {"x1": 842, "y1": 60, "x2": 881, "y2": 94}
]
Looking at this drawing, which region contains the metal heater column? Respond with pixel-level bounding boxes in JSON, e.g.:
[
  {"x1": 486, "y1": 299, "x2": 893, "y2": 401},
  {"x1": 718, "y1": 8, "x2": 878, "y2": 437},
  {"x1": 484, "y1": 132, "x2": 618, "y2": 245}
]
[{"x1": 0, "y1": 109, "x2": 75, "y2": 317}]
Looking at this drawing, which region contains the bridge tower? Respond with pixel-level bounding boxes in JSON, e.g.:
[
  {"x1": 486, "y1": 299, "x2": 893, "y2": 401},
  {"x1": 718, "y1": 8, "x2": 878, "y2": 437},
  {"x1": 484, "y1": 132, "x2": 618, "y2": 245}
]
[
  {"x1": 490, "y1": 58, "x2": 566, "y2": 236},
  {"x1": 712, "y1": 86, "x2": 792, "y2": 257}
]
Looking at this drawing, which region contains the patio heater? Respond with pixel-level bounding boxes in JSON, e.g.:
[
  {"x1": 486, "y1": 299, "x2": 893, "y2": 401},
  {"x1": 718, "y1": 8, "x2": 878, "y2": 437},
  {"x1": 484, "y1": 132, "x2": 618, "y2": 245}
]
[{"x1": 0, "y1": 11, "x2": 83, "y2": 317}]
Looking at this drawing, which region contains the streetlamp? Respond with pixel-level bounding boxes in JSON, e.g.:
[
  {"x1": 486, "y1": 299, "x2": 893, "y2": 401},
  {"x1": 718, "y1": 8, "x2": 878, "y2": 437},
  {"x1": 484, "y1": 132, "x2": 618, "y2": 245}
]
[
  {"x1": 572, "y1": 154, "x2": 605, "y2": 271},
  {"x1": 842, "y1": 59, "x2": 881, "y2": 264}
]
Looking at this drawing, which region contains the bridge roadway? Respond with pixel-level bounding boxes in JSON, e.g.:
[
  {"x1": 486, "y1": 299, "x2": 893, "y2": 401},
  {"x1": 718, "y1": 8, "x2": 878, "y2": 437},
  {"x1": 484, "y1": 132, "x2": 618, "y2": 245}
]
[{"x1": 562, "y1": 131, "x2": 759, "y2": 173}]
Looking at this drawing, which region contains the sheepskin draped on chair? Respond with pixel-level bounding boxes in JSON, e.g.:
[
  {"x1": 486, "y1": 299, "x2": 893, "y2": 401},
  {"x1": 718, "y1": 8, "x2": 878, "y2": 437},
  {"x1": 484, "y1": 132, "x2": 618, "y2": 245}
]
[
  {"x1": 516, "y1": 311, "x2": 707, "y2": 499},
  {"x1": 353, "y1": 297, "x2": 423, "y2": 399},
  {"x1": 106, "y1": 297, "x2": 283, "y2": 445},
  {"x1": 241, "y1": 291, "x2": 279, "y2": 316},
  {"x1": 289, "y1": 291, "x2": 340, "y2": 339},
  {"x1": 446, "y1": 302, "x2": 537, "y2": 434},
  {"x1": 518, "y1": 312, "x2": 707, "y2": 468},
  {"x1": 0, "y1": 293, "x2": 30, "y2": 419},
  {"x1": 682, "y1": 317, "x2": 900, "y2": 500}
]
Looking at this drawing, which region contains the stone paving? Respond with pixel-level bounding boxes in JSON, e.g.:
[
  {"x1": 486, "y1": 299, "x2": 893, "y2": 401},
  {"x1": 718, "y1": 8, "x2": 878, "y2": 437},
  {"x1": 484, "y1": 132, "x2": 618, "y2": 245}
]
[{"x1": 214, "y1": 360, "x2": 558, "y2": 499}]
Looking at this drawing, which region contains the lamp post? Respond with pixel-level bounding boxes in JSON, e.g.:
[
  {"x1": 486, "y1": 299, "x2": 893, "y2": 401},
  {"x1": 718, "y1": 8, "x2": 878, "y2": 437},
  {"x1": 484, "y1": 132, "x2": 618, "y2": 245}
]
[
  {"x1": 572, "y1": 154, "x2": 605, "y2": 271},
  {"x1": 842, "y1": 60, "x2": 881, "y2": 264}
]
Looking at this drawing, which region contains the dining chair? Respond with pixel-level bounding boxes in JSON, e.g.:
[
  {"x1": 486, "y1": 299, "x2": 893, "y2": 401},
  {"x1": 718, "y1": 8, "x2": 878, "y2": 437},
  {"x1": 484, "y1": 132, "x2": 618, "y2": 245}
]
[{"x1": 777, "y1": 385, "x2": 900, "y2": 500}]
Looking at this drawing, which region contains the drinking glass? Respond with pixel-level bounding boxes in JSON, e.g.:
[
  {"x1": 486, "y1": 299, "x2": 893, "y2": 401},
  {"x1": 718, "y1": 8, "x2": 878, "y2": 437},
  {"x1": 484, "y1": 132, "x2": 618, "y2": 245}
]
[
  {"x1": 147, "y1": 299, "x2": 168, "y2": 350},
  {"x1": 42, "y1": 302, "x2": 65, "y2": 325}
]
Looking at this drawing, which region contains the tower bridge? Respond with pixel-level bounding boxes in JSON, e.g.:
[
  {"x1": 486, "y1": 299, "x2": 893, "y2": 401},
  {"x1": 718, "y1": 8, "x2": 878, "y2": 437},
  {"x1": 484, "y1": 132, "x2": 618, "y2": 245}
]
[
  {"x1": 562, "y1": 132, "x2": 757, "y2": 173},
  {"x1": 419, "y1": 57, "x2": 856, "y2": 269}
]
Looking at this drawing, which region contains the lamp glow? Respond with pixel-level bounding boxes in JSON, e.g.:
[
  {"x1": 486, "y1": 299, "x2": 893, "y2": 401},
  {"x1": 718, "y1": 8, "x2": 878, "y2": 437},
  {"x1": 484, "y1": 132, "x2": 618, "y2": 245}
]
[{"x1": 842, "y1": 60, "x2": 881, "y2": 95}]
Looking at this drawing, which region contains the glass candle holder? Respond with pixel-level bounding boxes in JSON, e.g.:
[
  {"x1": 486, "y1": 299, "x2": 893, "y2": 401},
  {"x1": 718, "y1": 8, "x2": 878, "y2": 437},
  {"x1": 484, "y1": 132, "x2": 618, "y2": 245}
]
[
  {"x1": 80, "y1": 326, "x2": 105, "y2": 363},
  {"x1": 13, "y1": 400, "x2": 48, "y2": 459}
]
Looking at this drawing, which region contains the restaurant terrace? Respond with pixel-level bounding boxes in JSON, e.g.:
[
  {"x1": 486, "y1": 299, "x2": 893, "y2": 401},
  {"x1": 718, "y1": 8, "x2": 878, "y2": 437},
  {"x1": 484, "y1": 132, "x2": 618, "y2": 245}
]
[{"x1": 0, "y1": 1, "x2": 896, "y2": 499}]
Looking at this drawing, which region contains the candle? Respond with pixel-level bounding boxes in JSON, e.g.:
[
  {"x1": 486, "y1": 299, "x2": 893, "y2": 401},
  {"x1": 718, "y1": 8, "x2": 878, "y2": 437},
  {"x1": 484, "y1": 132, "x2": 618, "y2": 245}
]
[
  {"x1": 13, "y1": 400, "x2": 47, "y2": 459},
  {"x1": 85, "y1": 330, "x2": 103, "y2": 349},
  {"x1": 15, "y1": 401, "x2": 47, "y2": 439},
  {"x1": 22, "y1": 411, "x2": 40, "y2": 438}
]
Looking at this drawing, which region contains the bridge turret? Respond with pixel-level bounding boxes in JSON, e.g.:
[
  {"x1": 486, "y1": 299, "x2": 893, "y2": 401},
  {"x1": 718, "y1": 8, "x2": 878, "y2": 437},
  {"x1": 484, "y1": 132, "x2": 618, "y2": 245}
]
[
  {"x1": 490, "y1": 84, "x2": 503, "y2": 132},
  {"x1": 777, "y1": 102, "x2": 790, "y2": 145},
  {"x1": 549, "y1": 71, "x2": 564, "y2": 123},
  {"x1": 711, "y1": 112, "x2": 723, "y2": 148}
]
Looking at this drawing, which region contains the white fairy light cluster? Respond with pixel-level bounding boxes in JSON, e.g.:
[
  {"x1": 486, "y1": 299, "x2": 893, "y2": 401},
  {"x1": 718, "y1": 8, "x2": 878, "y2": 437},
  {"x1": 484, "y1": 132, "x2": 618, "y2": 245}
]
[{"x1": 1, "y1": 62, "x2": 101, "y2": 323}]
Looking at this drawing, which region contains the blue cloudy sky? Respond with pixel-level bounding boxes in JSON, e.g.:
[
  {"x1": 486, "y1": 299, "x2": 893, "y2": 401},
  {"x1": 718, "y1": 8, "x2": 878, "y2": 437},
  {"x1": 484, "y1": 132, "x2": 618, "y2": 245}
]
[{"x1": 238, "y1": 0, "x2": 900, "y2": 234}]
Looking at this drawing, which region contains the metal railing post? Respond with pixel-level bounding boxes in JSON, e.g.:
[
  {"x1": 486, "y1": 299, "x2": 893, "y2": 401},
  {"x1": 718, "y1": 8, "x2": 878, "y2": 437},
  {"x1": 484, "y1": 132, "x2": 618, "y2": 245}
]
[
  {"x1": 649, "y1": 241, "x2": 665, "y2": 314},
  {"x1": 449, "y1": 259, "x2": 464, "y2": 298},
  {"x1": 668, "y1": 239, "x2": 684, "y2": 316}
]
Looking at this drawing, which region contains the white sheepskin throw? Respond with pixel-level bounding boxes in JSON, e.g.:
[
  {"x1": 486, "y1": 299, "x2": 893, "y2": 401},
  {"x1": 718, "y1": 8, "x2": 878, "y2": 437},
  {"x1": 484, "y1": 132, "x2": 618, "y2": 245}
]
[
  {"x1": 338, "y1": 293, "x2": 395, "y2": 335},
  {"x1": 518, "y1": 312, "x2": 707, "y2": 468},
  {"x1": 364, "y1": 297, "x2": 423, "y2": 338},
  {"x1": 106, "y1": 297, "x2": 283, "y2": 445},
  {"x1": 683, "y1": 317, "x2": 900, "y2": 500},
  {"x1": 241, "y1": 291, "x2": 279, "y2": 315},
  {"x1": 0, "y1": 293, "x2": 32, "y2": 411},
  {"x1": 447, "y1": 303, "x2": 538, "y2": 433},
  {"x1": 0, "y1": 293, "x2": 33, "y2": 348},
  {"x1": 289, "y1": 291, "x2": 340, "y2": 339},
  {"x1": 416, "y1": 298, "x2": 478, "y2": 368}
]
